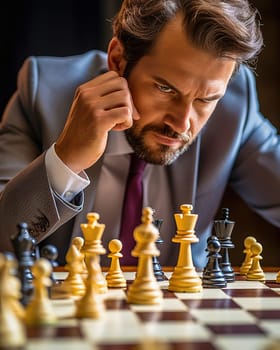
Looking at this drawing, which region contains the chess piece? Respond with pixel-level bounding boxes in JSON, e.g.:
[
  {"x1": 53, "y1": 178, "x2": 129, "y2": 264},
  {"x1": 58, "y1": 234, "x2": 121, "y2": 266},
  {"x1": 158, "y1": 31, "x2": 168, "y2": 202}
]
[
  {"x1": 40, "y1": 244, "x2": 59, "y2": 268},
  {"x1": 31, "y1": 236, "x2": 40, "y2": 261},
  {"x1": 276, "y1": 270, "x2": 280, "y2": 284},
  {"x1": 127, "y1": 207, "x2": 163, "y2": 304},
  {"x1": 25, "y1": 258, "x2": 57, "y2": 326},
  {"x1": 81, "y1": 212, "x2": 107, "y2": 294},
  {"x1": 213, "y1": 208, "x2": 235, "y2": 282},
  {"x1": 53, "y1": 237, "x2": 86, "y2": 297},
  {"x1": 75, "y1": 256, "x2": 106, "y2": 319},
  {"x1": 10, "y1": 222, "x2": 35, "y2": 305},
  {"x1": 40, "y1": 244, "x2": 59, "y2": 283},
  {"x1": 168, "y1": 204, "x2": 202, "y2": 293},
  {"x1": 0, "y1": 253, "x2": 27, "y2": 348},
  {"x1": 202, "y1": 235, "x2": 227, "y2": 288},
  {"x1": 246, "y1": 242, "x2": 265, "y2": 282},
  {"x1": 240, "y1": 236, "x2": 257, "y2": 275},
  {"x1": 1, "y1": 253, "x2": 26, "y2": 320},
  {"x1": 152, "y1": 217, "x2": 167, "y2": 281},
  {"x1": 106, "y1": 239, "x2": 127, "y2": 288}
]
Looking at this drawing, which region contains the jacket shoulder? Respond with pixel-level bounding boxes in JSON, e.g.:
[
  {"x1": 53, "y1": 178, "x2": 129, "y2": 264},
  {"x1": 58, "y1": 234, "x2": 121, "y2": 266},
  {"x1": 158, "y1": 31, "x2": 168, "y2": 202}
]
[{"x1": 17, "y1": 50, "x2": 108, "y2": 111}]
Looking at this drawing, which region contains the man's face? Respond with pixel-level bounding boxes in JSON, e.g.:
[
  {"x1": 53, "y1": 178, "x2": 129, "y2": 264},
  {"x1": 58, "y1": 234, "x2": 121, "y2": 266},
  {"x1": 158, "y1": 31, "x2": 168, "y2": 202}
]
[{"x1": 124, "y1": 14, "x2": 236, "y2": 165}]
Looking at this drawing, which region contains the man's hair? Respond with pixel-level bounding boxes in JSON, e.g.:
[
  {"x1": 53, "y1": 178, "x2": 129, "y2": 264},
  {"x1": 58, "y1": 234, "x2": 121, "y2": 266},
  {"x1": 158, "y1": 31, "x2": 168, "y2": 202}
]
[{"x1": 112, "y1": 0, "x2": 263, "y2": 74}]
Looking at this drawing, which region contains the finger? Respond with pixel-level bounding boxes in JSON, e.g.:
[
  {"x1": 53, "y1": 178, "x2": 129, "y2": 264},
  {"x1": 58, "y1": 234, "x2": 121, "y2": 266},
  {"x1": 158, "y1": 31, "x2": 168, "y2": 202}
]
[
  {"x1": 86, "y1": 70, "x2": 120, "y2": 87},
  {"x1": 101, "y1": 106, "x2": 133, "y2": 130}
]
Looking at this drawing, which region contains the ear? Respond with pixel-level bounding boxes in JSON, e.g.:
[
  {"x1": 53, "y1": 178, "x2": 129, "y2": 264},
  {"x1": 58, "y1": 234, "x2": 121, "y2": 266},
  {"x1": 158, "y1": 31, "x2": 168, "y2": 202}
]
[{"x1": 107, "y1": 37, "x2": 127, "y2": 76}]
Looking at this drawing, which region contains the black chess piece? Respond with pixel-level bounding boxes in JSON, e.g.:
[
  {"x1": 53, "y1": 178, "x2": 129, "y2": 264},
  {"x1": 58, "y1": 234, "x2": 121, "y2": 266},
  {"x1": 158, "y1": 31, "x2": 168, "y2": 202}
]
[
  {"x1": 10, "y1": 222, "x2": 35, "y2": 305},
  {"x1": 31, "y1": 236, "x2": 40, "y2": 261},
  {"x1": 213, "y1": 208, "x2": 235, "y2": 282},
  {"x1": 152, "y1": 218, "x2": 168, "y2": 281},
  {"x1": 40, "y1": 244, "x2": 59, "y2": 283},
  {"x1": 202, "y1": 235, "x2": 227, "y2": 288}
]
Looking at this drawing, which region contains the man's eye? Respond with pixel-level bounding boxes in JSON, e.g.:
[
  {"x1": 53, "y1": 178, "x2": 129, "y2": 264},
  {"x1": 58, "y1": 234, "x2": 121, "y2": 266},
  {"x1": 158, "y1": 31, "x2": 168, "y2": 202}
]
[
  {"x1": 156, "y1": 83, "x2": 173, "y2": 93},
  {"x1": 198, "y1": 98, "x2": 215, "y2": 104}
]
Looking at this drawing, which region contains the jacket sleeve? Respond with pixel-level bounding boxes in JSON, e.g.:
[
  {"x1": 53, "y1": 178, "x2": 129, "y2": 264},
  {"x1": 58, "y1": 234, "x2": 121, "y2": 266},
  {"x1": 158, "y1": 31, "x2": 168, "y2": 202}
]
[
  {"x1": 0, "y1": 56, "x2": 86, "y2": 253},
  {"x1": 230, "y1": 66, "x2": 280, "y2": 227}
]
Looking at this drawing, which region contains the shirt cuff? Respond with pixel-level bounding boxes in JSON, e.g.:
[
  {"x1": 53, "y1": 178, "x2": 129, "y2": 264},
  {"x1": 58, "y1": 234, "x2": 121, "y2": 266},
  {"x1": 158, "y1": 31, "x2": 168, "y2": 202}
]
[{"x1": 45, "y1": 143, "x2": 90, "y2": 202}]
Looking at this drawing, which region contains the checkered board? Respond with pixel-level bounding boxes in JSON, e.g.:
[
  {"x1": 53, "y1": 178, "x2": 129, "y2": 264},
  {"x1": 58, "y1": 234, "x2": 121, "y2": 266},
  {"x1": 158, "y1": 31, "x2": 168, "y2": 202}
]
[{"x1": 25, "y1": 271, "x2": 280, "y2": 350}]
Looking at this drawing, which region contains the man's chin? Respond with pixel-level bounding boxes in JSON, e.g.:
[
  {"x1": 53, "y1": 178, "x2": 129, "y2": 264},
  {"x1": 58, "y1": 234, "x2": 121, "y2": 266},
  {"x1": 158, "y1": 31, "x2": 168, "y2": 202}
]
[
  {"x1": 141, "y1": 146, "x2": 189, "y2": 166},
  {"x1": 125, "y1": 130, "x2": 190, "y2": 165}
]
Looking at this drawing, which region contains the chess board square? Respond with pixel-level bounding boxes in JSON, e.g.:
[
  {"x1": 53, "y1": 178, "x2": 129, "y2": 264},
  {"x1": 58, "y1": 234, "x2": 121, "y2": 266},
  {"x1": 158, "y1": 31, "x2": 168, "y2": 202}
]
[
  {"x1": 223, "y1": 288, "x2": 279, "y2": 297},
  {"x1": 225, "y1": 280, "x2": 267, "y2": 289},
  {"x1": 263, "y1": 273, "x2": 279, "y2": 281},
  {"x1": 136, "y1": 311, "x2": 195, "y2": 322},
  {"x1": 97, "y1": 344, "x2": 141, "y2": 350},
  {"x1": 97, "y1": 341, "x2": 217, "y2": 350},
  {"x1": 249, "y1": 310, "x2": 280, "y2": 320},
  {"x1": 233, "y1": 297, "x2": 280, "y2": 310},
  {"x1": 130, "y1": 298, "x2": 187, "y2": 312},
  {"x1": 81, "y1": 311, "x2": 142, "y2": 343},
  {"x1": 141, "y1": 321, "x2": 211, "y2": 341},
  {"x1": 27, "y1": 325, "x2": 82, "y2": 339},
  {"x1": 27, "y1": 339, "x2": 93, "y2": 350},
  {"x1": 207, "y1": 324, "x2": 266, "y2": 335},
  {"x1": 105, "y1": 298, "x2": 130, "y2": 310},
  {"x1": 259, "y1": 320, "x2": 280, "y2": 338},
  {"x1": 181, "y1": 298, "x2": 240, "y2": 309},
  {"x1": 215, "y1": 336, "x2": 274, "y2": 350},
  {"x1": 162, "y1": 290, "x2": 178, "y2": 298},
  {"x1": 52, "y1": 298, "x2": 76, "y2": 318},
  {"x1": 190, "y1": 309, "x2": 256, "y2": 324},
  {"x1": 106, "y1": 288, "x2": 127, "y2": 299},
  {"x1": 175, "y1": 289, "x2": 230, "y2": 300},
  {"x1": 168, "y1": 342, "x2": 217, "y2": 350},
  {"x1": 265, "y1": 281, "x2": 280, "y2": 288}
]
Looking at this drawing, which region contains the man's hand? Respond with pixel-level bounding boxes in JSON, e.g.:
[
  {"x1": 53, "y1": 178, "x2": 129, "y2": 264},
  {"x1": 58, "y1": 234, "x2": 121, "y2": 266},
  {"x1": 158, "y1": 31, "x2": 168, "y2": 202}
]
[{"x1": 55, "y1": 71, "x2": 139, "y2": 174}]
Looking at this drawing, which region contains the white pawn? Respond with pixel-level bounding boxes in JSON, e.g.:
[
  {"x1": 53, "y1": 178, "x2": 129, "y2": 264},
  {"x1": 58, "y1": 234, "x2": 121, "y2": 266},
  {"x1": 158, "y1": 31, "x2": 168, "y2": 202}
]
[
  {"x1": 55, "y1": 236, "x2": 86, "y2": 297},
  {"x1": 0, "y1": 253, "x2": 26, "y2": 348},
  {"x1": 25, "y1": 258, "x2": 57, "y2": 326},
  {"x1": 106, "y1": 239, "x2": 127, "y2": 288},
  {"x1": 240, "y1": 236, "x2": 257, "y2": 275},
  {"x1": 246, "y1": 242, "x2": 265, "y2": 282}
]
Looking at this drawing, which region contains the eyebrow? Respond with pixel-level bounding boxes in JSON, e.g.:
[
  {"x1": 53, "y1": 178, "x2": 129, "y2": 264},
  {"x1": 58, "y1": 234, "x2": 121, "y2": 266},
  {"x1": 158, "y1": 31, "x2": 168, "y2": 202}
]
[{"x1": 154, "y1": 76, "x2": 224, "y2": 101}]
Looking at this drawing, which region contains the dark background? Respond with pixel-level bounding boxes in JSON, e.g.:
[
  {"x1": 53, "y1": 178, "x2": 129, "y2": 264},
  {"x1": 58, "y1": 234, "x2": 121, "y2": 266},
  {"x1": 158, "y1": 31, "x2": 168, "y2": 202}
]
[{"x1": 0, "y1": 1, "x2": 279, "y2": 266}]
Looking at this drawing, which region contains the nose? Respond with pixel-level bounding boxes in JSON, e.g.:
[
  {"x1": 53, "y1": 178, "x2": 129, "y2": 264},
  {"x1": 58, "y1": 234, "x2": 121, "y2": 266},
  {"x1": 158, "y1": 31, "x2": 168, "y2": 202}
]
[{"x1": 164, "y1": 101, "x2": 192, "y2": 134}]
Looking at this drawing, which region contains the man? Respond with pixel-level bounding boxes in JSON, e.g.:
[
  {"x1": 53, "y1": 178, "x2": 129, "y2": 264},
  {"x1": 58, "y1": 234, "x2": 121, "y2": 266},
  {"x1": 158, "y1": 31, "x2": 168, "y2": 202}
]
[{"x1": 0, "y1": 0, "x2": 279, "y2": 268}]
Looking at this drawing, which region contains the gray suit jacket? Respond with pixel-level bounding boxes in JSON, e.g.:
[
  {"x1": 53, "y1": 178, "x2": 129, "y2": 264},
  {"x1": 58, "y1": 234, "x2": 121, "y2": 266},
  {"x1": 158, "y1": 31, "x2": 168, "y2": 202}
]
[{"x1": 0, "y1": 50, "x2": 279, "y2": 267}]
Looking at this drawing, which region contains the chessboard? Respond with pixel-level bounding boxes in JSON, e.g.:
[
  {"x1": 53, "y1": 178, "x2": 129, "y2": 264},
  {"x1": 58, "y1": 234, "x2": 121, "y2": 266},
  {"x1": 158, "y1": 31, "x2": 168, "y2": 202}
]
[{"x1": 24, "y1": 270, "x2": 280, "y2": 350}]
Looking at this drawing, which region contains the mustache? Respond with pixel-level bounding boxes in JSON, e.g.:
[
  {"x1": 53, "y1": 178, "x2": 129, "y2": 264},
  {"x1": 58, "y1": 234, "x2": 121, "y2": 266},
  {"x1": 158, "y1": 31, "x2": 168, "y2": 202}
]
[{"x1": 142, "y1": 124, "x2": 192, "y2": 143}]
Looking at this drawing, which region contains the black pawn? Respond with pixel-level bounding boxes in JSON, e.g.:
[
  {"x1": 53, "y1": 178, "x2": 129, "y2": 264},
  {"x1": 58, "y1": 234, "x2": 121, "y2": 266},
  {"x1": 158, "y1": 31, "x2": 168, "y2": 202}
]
[
  {"x1": 10, "y1": 222, "x2": 35, "y2": 305},
  {"x1": 152, "y1": 218, "x2": 168, "y2": 281},
  {"x1": 202, "y1": 235, "x2": 227, "y2": 288},
  {"x1": 40, "y1": 244, "x2": 59, "y2": 283},
  {"x1": 31, "y1": 236, "x2": 40, "y2": 261},
  {"x1": 214, "y1": 208, "x2": 235, "y2": 282}
]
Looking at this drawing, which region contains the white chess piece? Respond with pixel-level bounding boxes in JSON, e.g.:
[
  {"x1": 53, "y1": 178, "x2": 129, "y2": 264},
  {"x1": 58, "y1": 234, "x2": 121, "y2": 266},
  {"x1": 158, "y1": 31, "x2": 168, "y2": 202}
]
[{"x1": 25, "y1": 258, "x2": 57, "y2": 325}]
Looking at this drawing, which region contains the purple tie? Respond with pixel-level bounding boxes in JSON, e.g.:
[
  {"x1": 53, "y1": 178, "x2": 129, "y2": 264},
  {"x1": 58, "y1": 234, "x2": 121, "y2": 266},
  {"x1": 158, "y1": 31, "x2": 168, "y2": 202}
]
[{"x1": 119, "y1": 153, "x2": 146, "y2": 265}]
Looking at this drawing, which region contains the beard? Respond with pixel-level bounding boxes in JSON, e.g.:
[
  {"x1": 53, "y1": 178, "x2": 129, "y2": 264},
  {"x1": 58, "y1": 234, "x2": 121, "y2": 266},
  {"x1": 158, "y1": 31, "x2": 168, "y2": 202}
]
[{"x1": 125, "y1": 123, "x2": 192, "y2": 165}]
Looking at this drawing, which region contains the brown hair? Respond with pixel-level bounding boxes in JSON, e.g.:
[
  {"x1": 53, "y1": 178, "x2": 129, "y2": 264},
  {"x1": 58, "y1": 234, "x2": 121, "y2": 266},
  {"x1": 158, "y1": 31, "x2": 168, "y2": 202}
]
[{"x1": 112, "y1": 0, "x2": 263, "y2": 74}]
